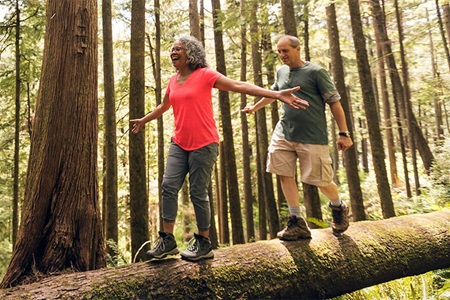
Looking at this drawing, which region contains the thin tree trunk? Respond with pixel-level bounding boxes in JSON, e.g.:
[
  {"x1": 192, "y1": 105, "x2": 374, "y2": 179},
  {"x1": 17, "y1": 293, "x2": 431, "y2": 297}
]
[
  {"x1": 250, "y1": 0, "x2": 279, "y2": 239},
  {"x1": 189, "y1": 0, "x2": 201, "y2": 40},
  {"x1": 152, "y1": 0, "x2": 164, "y2": 232},
  {"x1": 377, "y1": 0, "x2": 420, "y2": 196},
  {"x1": 199, "y1": 0, "x2": 205, "y2": 46},
  {"x1": 255, "y1": 123, "x2": 267, "y2": 240},
  {"x1": 102, "y1": 0, "x2": 119, "y2": 255},
  {"x1": 239, "y1": 0, "x2": 255, "y2": 242},
  {"x1": 208, "y1": 183, "x2": 219, "y2": 248},
  {"x1": 436, "y1": 0, "x2": 450, "y2": 72},
  {"x1": 211, "y1": 0, "x2": 244, "y2": 245},
  {"x1": 373, "y1": 10, "x2": 400, "y2": 188},
  {"x1": 261, "y1": 32, "x2": 284, "y2": 210},
  {"x1": 218, "y1": 143, "x2": 229, "y2": 244},
  {"x1": 359, "y1": 117, "x2": 369, "y2": 173},
  {"x1": 444, "y1": 3, "x2": 450, "y2": 49},
  {"x1": 12, "y1": 0, "x2": 20, "y2": 248},
  {"x1": 280, "y1": 0, "x2": 297, "y2": 36},
  {"x1": 326, "y1": 3, "x2": 366, "y2": 221},
  {"x1": 426, "y1": 8, "x2": 444, "y2": 142},
  {"x1": 348, "y1": 0, "x2": 395, "y2": 218},
  {"x1": 129, "y1": 0, "x2": 149, "y2": 261}
]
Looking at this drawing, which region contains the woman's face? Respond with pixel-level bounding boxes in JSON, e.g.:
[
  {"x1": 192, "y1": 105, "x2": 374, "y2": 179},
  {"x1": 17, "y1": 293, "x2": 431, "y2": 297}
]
[{"x1": 170, "y1": 41, "x2": 188, "y2": 70}]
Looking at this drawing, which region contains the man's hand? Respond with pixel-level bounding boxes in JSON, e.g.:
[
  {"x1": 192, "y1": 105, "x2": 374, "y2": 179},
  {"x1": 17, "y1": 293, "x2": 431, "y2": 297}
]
[
  {"x1": 277, "y1": 86, "x2": 309, "y2": 109},
  {"x1": 337, "y1": 136, "x2": 353, "y2": 152}
]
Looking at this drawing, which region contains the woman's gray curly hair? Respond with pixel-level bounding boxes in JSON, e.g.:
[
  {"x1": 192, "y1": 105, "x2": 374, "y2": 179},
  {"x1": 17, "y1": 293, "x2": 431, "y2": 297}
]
[{"x1": 177, "y1": 35, "x2": 208, "y2": 70}]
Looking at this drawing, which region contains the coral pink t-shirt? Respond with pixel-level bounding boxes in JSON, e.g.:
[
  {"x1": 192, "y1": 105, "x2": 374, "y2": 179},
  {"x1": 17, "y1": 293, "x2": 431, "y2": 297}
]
[{"x1": 166, "y1": 68, "x2": 222, "y2": 151}]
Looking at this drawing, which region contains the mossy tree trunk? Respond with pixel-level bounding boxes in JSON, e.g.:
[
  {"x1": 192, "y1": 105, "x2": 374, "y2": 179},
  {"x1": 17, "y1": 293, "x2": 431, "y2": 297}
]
[{"x1": 1, "y1": 210, "x2": 449, "y2": 299}]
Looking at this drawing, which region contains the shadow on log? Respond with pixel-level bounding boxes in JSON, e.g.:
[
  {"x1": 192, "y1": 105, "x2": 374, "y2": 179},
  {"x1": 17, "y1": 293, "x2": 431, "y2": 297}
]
[{"x1": 1, "y1": 210, "x2": 449, "y2": 299}]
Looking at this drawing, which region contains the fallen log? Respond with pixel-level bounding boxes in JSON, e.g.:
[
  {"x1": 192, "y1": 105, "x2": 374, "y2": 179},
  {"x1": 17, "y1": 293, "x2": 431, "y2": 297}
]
[{"x1": 1, "y1": 209, "x2": 449, "y2": 299}]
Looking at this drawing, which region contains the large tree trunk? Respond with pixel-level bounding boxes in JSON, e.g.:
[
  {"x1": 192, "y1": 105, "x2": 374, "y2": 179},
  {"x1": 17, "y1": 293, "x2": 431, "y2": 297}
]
[
  {"x1": 1, "y1": 210, "x2": 449, "y2": 299},
  {"x1": 1, "y1": 0, "x2": 105, "y2": 288}
]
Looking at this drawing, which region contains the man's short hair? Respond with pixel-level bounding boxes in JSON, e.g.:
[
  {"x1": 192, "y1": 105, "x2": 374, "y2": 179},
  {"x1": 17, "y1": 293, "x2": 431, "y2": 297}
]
[{"x1": 279, "y1": 35, "x2": 301, "y2": 48}]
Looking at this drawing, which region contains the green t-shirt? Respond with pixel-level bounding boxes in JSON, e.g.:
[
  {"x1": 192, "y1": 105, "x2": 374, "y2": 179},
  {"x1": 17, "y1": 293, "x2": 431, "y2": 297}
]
[{"x1": 272, "y1": 62, "x2": 340, "y2": 145}]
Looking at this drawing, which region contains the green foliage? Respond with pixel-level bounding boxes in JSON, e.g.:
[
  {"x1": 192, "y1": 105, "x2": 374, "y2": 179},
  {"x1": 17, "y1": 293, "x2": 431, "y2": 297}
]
[
  {"x1": 333, "y1": 269, "x2": 450, "y2": 300},
  {"x1": 429, "y1": 137, "x2": 450, "y2": 207},
  {"x1": 105, "y1": 239, "x2": 128, "y2": 267},
  {"x1": 0, "y1": 196, "x2": 12, "y2": 281}
]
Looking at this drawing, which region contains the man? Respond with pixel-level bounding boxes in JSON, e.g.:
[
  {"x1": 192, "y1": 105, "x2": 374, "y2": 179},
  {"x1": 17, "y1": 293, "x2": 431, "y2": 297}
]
[{"x1": 243, "y1": 35, "x2": 353, "y2": 238}]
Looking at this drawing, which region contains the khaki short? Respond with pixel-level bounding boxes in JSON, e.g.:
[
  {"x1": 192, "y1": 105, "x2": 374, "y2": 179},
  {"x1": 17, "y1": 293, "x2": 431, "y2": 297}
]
[{"x1": 266, "y1": 134, "x2": 333, "y2": 187}]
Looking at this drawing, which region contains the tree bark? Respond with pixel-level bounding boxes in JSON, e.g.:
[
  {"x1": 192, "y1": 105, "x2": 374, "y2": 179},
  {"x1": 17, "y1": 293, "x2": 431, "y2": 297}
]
[
  {"x1": 1, "y1": 210, "x2": 449, "y2": 299},
  {"x1": 102, "y1": 0, "x2": 119, "y2": 256},
  {"x1": 189, "y1": 0, "x2": 201, "y2": 39},
  {"x1": 371, "y1": 0, "x2": 421, "y2": 196},
  {"x1": 1, "y1": 0, "x2": 105, "y2": 288},
  {"x1": 12, "y1": 0, "x2": 20, "y2": 248},
  {"x1": 129, "y1": 0, "x2": 149, "y2": 261},
  {"x1": 326, "y1": 3, "x2": 366, "y2": 221},
  {"x1": 373, "y1": 3, "x2": 400, "y2": 189},
  {"x1": 218, "y1": 143, "x2": 229, "y2": 244},
  {"x1": 211, "y1": 0, "x2": 245, "y2": 245},
  {"x1": 280, "y1": 0, "x2": 297, "y2": 37},
  {"x1": 348, "y1": 0, "x2": 395, "y2": 219},
  {"x1": 239, "y1": 0, "x2": 255, "y2": 242},
  {"x1": 250, "y1": 0, "x2": 279, "y2": 239}
]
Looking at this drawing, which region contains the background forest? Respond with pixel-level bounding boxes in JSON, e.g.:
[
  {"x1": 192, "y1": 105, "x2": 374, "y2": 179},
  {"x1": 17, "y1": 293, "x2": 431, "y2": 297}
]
[{"x1": 0, "y1": 0, "x2": 450, "y2": 298}]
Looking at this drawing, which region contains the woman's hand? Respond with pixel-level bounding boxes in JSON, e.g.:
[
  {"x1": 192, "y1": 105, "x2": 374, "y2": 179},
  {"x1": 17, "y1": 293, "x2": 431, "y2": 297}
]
[
  {"x1": 277, "y1": 87, "x2": 309, "y2": 109},
  {"x1": 130, "y1": 118, "x2": 145, "y2": 134},
  {"x1": 241, "y1": 106, "x2": 255, "y2": 114}
]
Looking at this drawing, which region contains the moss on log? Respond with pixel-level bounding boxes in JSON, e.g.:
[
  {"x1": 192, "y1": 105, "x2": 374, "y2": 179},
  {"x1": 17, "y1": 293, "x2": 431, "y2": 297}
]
[{"x1": 1, "y1": 210, "x2": 449, "y2": 299}]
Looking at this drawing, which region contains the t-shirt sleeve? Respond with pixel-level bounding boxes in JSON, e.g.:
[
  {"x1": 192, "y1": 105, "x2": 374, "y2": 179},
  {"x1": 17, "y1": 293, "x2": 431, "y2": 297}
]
[
  {"x1": 271, "y1": 69, "x2": 281, "y2": 91},
  {"x1": 165, "y1": 74, "x2": 177, "y2": 96},
  {"x1": 203, "y1": 68, "x2": 223, "y2": 87},
  {"x1": 317, "y1": 69, "x2": 340, "y2": 104}
]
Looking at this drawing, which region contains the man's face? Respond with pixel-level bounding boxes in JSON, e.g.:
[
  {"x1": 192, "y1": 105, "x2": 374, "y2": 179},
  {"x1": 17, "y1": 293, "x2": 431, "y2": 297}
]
[{"x1": 277, "y1": 39, "x2": 301, "y2": 68}]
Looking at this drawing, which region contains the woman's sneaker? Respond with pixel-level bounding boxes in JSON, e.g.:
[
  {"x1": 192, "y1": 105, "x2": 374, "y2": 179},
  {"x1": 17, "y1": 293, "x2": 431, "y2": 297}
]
[
  {"x1": 146, "y1": 231, "x2": 179, "y2": 260},
  {"x1": 277, "y1": 215, "x2": 312, "y2": 240},
  {"x1": 329, "y1": 201, "x2": 350, "y2": 236},
  {"x1": 180, "y1": 233, "x2": 214, "y2": 261}
]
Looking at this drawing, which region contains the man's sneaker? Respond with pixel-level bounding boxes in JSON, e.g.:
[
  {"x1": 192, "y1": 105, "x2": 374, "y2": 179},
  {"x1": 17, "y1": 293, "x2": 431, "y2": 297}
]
[
  {"x1": 180, "y1": 233, "x2": 214, "y2": 261},
  {"x1": 146, "y1": 231, "x2": 179, "y2": 260},
  {"x1": 329, "y1": 201, "x2": 350, "y2": 236},
  {"x1": 277, "y1": 215, "x2": 312, "y2": 240}
]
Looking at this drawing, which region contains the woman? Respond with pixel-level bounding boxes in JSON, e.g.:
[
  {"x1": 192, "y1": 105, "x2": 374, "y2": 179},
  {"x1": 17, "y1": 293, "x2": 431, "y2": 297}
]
[{"x1": 130, "y1": 35, "x2": 308, "y2": 261}]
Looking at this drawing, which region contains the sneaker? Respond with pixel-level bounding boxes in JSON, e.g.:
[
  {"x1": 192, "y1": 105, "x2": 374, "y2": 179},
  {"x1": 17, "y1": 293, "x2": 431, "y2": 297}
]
[
  {"x1": 277, "y1": 215, "x2": 312, "y2": 240},
  {"x1": 180, "y1": 233, "x2": 214, "y2": 261},
  {"x1": 146, "y1": 231, "x2": 179, "y2": 260},
  {"x1": 329, "y1": 201, "x2": 350, "y2": 235}
]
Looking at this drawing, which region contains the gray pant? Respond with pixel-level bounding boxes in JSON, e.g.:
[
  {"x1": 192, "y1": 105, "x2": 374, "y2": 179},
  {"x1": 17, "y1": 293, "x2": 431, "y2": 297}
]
[{"x1": 161, "y1": 140, "x2": 219, "y2": 231}]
